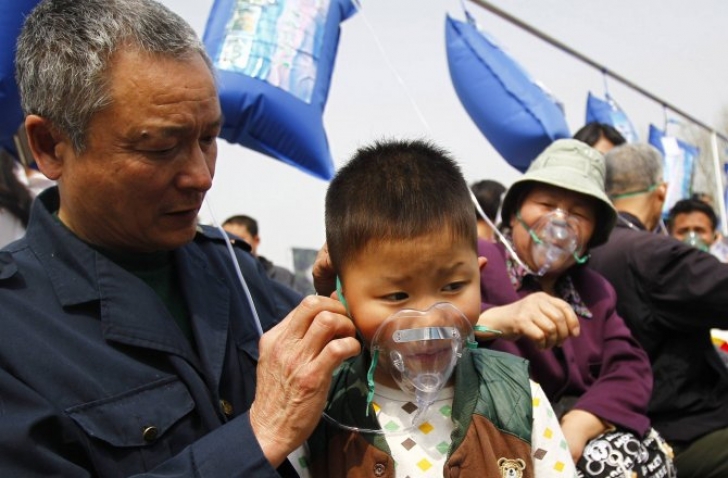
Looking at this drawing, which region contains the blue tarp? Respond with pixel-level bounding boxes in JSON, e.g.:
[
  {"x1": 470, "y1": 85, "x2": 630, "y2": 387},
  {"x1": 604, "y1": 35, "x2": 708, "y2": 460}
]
[
  {"x1": 586, "y1": 92, "x2": 639, "y2": 143},
  {"x1": 446, "y1": 15, "x2": 570, "y2": 173},
  {"x1": 203, "y1": 0, "x2": 356, "y2": 180},
  {"x1": 0, "y1": 0, "x2": 40, "y2": 156},
  {"x1": 649, "y1": 124, "x2": 699, "y2": 215}
]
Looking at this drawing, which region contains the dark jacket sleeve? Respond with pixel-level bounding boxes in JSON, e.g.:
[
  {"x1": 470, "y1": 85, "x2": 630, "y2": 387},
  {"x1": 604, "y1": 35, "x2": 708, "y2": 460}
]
[{"x1": 635, "y1": 236, "x2": 728, "y2": 331}]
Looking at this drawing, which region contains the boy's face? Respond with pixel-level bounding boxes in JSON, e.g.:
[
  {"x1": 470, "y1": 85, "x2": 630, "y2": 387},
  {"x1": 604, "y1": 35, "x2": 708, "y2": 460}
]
[{"x1": 339, "y1": 229, "x2": 485, "y2": 351}]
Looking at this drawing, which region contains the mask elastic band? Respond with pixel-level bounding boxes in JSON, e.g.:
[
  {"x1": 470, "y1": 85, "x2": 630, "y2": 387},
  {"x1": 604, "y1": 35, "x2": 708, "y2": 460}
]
[
  {"x1": 335, "y1": 276, "x2": 350, "y2": 314},
  {"x1": 610, "y1": 183, "x2": 658, "y2": 200},
  {"x1": 365, "y1": 349, "x2": 379, "y2": 416}
]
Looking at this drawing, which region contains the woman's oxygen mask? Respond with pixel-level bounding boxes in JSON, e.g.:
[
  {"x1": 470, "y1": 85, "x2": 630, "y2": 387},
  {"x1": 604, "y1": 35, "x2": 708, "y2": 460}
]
[
  {"x1": 517, "y1": 209, "x2": 588, "y2": 275},
  {"x1": 469, "y1": 190, "x2": 588, "y2": 277},
  {"x1": 323, "y1": 301, "x2": 477, "y2": 435}
]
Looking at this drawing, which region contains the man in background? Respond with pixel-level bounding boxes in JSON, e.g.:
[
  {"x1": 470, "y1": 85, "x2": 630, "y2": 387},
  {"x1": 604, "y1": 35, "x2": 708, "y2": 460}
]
[
  {"x1": 589, "y1": 143, "x2": 728, "y2": 478},
  {"x1": 470, "y1": 179, "x2": 505, "y2": 242},
  {"x1": 668, "y1": 197, "x2": 728, "y2": 262},
  {"x1": 223, "y1": 214, "x2": 315, "y2": 295},
  {"x1": 573, "y1": 122, "x2": 626, "y2": 153}
]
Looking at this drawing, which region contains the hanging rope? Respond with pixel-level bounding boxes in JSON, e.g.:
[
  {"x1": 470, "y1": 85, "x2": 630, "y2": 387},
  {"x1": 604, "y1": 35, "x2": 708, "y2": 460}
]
[
  {"x1": 466, "y1": 0, "x2": 728, "y2": 142},
  {"x1": 351, "y1": 1, "x2": 433, "y2": 134}
]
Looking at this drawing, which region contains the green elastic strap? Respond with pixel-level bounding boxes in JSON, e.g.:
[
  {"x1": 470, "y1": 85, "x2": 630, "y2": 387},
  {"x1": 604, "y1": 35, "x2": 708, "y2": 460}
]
[
  {"x1": 473, "y1": 325, "x2": 503, "y2": 336},
  {"x1": 365, "y1": 349, "x2": 379, "y2": 416},
  {"x1": 516, "y1": 211, "x2": 544, "y2": 245},
  {"x1": 335, "y1": 276, "x2": 350, "y2": 314},
  {"x1": 610, "y1": 183, "x2": 658, "y2": 200}
]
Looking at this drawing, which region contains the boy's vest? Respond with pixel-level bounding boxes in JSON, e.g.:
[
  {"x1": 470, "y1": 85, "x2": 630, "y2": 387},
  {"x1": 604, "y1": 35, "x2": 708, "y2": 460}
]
[{"x1": 308, "y1": 348, "x2": 535, "y2": 478}]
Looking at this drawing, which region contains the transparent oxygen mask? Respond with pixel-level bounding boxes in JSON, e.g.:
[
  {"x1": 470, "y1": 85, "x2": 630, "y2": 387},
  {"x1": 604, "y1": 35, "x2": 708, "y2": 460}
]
[
  {"x1": 322, "y1": 302, "x2": 476, "y2": 435},
  {"x1": 682, "y1": 231, "x2": 710, "y2": 252},
  {"x1": 518, "y1": 209, "x2": 588, "y2": 275}
]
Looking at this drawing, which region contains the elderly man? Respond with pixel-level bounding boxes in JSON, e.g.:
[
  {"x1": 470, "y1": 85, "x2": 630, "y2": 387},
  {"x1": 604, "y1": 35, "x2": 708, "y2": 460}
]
[
  {"x1": 589, "y1": 143, "x2": 728, "y2": 478},
  {"x1": 0, "y1": 0, "x2": 359, "y2": 476}
]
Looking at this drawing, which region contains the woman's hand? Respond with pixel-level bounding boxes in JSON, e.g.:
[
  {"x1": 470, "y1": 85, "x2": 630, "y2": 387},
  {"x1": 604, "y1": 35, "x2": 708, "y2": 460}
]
[
  {"x1": 559, "y1": 409, "x2": 610, "y2": 462},
  {"x1": 477, "y1": 292, "x2": 579, "y2": 348}
]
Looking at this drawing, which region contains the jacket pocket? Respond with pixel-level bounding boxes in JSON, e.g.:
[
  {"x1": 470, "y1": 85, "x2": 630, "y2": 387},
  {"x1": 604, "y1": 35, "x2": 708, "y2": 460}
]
[
  {"x1": 65, "y1": 376, "x2": 195, "y2": 447},
  {"x1": 65, "y1": 376, "x2": 197, "y2": 475}
]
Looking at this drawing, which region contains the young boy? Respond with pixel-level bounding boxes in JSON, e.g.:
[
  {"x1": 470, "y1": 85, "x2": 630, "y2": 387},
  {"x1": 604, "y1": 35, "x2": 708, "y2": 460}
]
[{"x1": 299, "y1": 139, "x2": 576, "y2": 478}]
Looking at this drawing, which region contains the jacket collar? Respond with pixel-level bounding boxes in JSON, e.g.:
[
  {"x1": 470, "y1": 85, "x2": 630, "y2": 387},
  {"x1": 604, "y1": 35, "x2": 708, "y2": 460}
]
[
  {"x1": 25, "y1": 188, "x2": 231, "y2": 380},
  {"x1": 616, "y1": 211, "x2": 647, "y2": 231}
]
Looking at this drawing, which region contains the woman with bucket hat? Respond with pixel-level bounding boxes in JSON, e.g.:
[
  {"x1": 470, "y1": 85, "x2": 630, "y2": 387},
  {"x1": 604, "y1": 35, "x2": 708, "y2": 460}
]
[{"x1": 475, "y1": 139, "x2": 675, "y2": 477}]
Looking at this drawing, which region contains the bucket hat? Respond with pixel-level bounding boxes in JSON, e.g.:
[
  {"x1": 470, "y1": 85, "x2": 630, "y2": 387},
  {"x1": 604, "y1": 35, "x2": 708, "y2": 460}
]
[{"x1": 500, "y1": 138, "x2": 617, "y2": 248}]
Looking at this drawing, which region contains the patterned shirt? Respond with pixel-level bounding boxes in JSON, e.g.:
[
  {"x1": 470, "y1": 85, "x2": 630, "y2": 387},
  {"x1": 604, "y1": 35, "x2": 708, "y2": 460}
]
[{"x1": 291, "y1": 380, "x2": 578, "y2": 477}]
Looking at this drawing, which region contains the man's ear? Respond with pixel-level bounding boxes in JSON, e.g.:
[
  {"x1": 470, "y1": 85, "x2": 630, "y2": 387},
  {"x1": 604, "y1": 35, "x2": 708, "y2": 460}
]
[
  {"x1": 656, "y1": 182, "x2": 668, "y2": 202},
  {"x1": 478, "y1": 256, "x2": 488, "y2": 272},
  {"x1": 24, "y1": 115, "x2": 72, "y2": 180}
]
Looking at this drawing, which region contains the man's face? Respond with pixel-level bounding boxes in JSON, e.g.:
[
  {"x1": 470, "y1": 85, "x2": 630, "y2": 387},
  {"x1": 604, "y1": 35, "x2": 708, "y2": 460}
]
[
  {"x1": 55, "y1": 49, "x2": 222, "y2": 252},
  {"x1": 671, "y1": 211, "x2": 716, "y2": 246}
]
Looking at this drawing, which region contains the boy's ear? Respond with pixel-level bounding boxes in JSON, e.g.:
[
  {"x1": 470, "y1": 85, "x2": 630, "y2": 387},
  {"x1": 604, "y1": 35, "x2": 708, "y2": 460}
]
[
  {"x1": 478, "y1": 256, "x2": 488, "y2": 272},
  {"x1": 24, "y1": 115, "x2": 71, "y2": 180}
]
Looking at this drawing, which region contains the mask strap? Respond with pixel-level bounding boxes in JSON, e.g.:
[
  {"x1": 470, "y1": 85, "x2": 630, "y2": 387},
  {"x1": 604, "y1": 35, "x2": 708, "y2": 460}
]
[
  {"x1": 365, "y1": 349, "x2": 379, "y2": 416},
  {"x1": 335, "y1": 276, "x2": 350, "y2": 314},
  {"x1": 610, "y1": 183, "x2": 658, "y2": 200},
  {"x1": 516, "y1": 211, "x2": 544, "y2": 245},
  {"x1": 572, "y1": 251, "x2": 590, "y2": 264}
]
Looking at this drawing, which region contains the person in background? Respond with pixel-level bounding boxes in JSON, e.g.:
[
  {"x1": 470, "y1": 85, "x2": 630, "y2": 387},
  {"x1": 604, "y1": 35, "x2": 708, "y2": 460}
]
[
  {"x1": 0, "y1": 0, "x2": 359, "y2": 476},
  {"x1": 0, "y1": 149, "x2": 33, "y2": 247},
  {"x1": 223, "y1": 214, "x2": 316, "y2": 295},
  {"x1": 306, "y1": 139, "x2": 576, "y2": 478},
  {"x1": 589, "y1": 143, "x2": 728, "y2": 478},
  {"x1": 572, "y1": 122, "x2": 626, "y2": 154},
  {"x1": 470, "y1": 178, "x2": 506, "y2": 242},
  {"x1": 667, "y1": 198, "x2": 722, "y2": 256},
  {"x1": 690, "y1": 192, "x2": 728, "y2": 262},
  {"x1": 476, "y1": 139, "x2": 674, "y2": 477}
]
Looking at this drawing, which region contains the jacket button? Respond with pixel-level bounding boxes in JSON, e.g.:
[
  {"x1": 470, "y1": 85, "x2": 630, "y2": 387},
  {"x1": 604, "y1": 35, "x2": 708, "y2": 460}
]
[
  {"x1": 220, "y1": 399, "x2": 233, "y2": 417},
  {"x1": 373, "y1": 463, "x2": 386, "y2": 476},
  {"x1": 142, "y1": 426, "x2": 158, "y2": 442}
]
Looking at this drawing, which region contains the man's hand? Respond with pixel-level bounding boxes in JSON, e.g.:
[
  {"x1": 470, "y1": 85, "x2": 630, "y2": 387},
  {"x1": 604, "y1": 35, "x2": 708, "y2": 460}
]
[
  {"x1": 560, "y1": 409, "x2": 609, "y2": 462},
  {"x1": 477, "y1": 292, "x2": 579, "y2": 348},
  {"x1": 312, "y1": 242, "x2": 337, "y2": 297},
  {"x1": 249, "y1": 295, "x2": 360, "y2": 468}
]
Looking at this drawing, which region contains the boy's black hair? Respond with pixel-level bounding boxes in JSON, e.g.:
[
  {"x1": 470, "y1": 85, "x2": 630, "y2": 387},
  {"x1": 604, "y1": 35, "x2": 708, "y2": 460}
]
[
  {"x1": 325, "y1": 139, "x2": 476, "y2": 274},
  {"x1": 573, "y1": 122, "x2": 627, "y2": 148},
  {"x1": 667, "y1": 198, "x2": 718, "y2": 232}
]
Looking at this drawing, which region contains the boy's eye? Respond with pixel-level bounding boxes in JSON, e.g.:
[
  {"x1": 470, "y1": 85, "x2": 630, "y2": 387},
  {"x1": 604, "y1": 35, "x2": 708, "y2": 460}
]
[
  {"x1": 383, "y1": 291, "x2": 408, "y2": 302},
  {"x1": 443, "y1": 281, "x2": 467, "y2": 292}
]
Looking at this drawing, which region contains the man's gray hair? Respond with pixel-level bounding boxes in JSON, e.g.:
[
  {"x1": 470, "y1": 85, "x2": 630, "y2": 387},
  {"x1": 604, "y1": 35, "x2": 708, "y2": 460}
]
[
  {"x1": 16, "y1": 0, "x2": 212, "y2": 153},
  {"x1": 603, "y1": 143, "x2": 664, "y2": 198}
]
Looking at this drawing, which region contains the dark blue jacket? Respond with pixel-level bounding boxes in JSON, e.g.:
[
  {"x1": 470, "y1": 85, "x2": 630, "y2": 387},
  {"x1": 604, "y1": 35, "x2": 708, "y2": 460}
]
[{"x1": 0, "y1": 188, "x2": 301, "y2": 477}]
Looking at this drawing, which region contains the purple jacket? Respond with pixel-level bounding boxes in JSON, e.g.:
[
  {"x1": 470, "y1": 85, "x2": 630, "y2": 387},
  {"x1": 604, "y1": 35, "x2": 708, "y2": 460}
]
[{"x1": 478, "y1": 240, "x2": 652, "y2": 436}]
